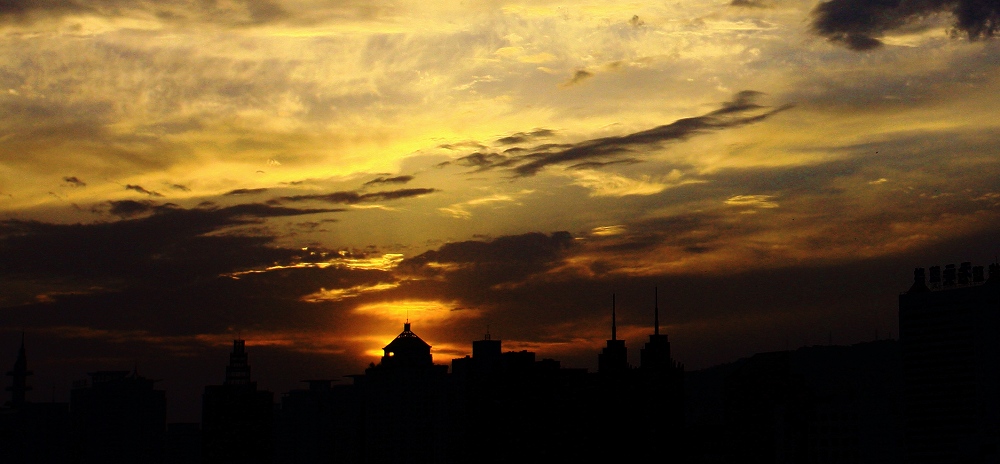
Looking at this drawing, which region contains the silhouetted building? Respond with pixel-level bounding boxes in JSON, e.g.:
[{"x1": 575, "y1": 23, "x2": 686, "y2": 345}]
[
  {"x1": 355, "y1": 322, "x2": 451, "y2": 464},
  {"x1": 634, "y1": 288, "x2": 686, "y2": 456},
  {"x1": 450, "y1": 329, "x2": 592, "y2": 462},
  {"x1": 70, "y1": 369, "x2": 167, "y2": 464},
  {"x1": 274, "y1": 379, "x2": 362, "y2": 464},
  {"x1": 899, "y1": 261, "x2": 1000, "y2": 463},
  {"x1": 0, "y1": 336, "x2": 72, "y2": 464},
  {"x1": 165, "y1": 422, "x2": 202, "y2": 464},
  {"x1": 597, "y1": 293, "x2": 630, "y2": 375},
  {"x1": 202, "y1": 339, "x2": 275, "y2": 464},
  {"x1": 685, "y1": 340, "x2": 902, "y2": 463},
  {"x1": 5, "y1": 334, "x2": 31, "y2": 409}
]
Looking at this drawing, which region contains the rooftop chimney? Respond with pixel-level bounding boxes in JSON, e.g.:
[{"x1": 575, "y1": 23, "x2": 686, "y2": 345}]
[
  {"x1": 908, "y1": 268, "x2": 930, "y2": 293},
  {"x1": 973, "y1": 266, "x2": 985, "y2": 283},
  {"x1": 929, "y1": 265, "x2": 941, "y2": 289},
  {"x1": 958, "y1": 262, "x2": 972, "y2": 285},
  {"x1": 943, "y1": 264, "x2": 957, "y2": 286}
]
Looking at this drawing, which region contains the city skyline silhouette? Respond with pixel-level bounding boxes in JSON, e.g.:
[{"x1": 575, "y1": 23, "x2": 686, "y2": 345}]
[{"x1": 3, "y1": 261, "x2": 998, "y2": 462}]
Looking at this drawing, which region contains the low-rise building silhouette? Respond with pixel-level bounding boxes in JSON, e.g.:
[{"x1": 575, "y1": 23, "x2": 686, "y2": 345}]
[
  {"x1": 70, "y1": 369, "x2": 167, "y2": 464},
  {"x1": 899, "y1": 261, "x2": 1000, "y2": 463}
]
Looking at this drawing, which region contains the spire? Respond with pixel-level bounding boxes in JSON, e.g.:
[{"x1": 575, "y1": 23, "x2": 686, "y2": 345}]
[
  {"x1": 654, "y1": 286, "x2": 660, "y2": 336},
  {"x1": 611, "y1": 293, "x2": 617, "y2": 341},
  {"x1": 6, "y1": 333, "x2": 33, "y2": 408},
  {"x1": 599, "y1": 294, "x2": 629, "y2": 374}
]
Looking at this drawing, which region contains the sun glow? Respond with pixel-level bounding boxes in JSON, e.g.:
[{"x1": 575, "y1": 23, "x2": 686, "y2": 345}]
[
  {"x1": 224, "y1": 253, "x2": 405, "y2": 278},
  {"x1": 301, "y1": 282, "x2": 400, "y2": 302},
  {"x1": 353, "y1": 299, "x2": 479, "y2": 322}
]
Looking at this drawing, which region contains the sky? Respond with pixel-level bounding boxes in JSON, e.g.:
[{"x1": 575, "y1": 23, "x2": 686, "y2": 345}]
[{"x1": 2, "y1": 0, "x2": 1000, "y2": 422}]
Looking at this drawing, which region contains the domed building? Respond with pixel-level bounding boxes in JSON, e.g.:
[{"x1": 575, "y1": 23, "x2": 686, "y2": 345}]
[
  {"x1": 378, "y1": 322, "x2": 433, "y2": 368},
  {"x1": 359, "y1": 322, "x2": 450, "y2": 464}
]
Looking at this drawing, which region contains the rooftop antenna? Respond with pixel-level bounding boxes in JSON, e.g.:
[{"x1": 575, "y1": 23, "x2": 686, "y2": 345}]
[
  {"x1": 654, "y1": 286, "x2": 660, "y2": 336},
  {"x1": 611, "y1": 293, "x2": 617, "y2": 341},
  {"x1": 485, "y1": 324, "x2": 491, "y2": 340}
]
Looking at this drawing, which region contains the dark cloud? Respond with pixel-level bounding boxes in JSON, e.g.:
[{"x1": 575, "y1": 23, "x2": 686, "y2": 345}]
[
  {"x1": 438, "y1": 141, "x2": 487, "y2": 151},
  {"x1": 811, "y1": 0, "x2": 1000, "y2": 51},
  {"x1": 272, "y1": 188, "x2": 438, "y2": 204},
  {"x1": 0, "y1": 202, "x2": 343, "y2": 285},
  {"x1": 464, "y1": 91, "x2": 792, "y2": 177},
  {"x1": 561, "y1": 70, "x2": 594, "y2": 87},
  {"x1": 568, "y1": 158, "x2": 642, "y2": 170},
  {"x1": 225, "y1": 188, "x2": 270, "y2": 196},
  {"x1": 495, "y1": 129, "x2": 556, "y2": 145},
  {"x1": 63, "y1": 176, "x2": 86, "y2": 187},
  {"x1": 0, "y1": 0, "x2": 86, "y2": 21},
  {"x1": 170, "y1": 184, "x2": 191, "y2": 192},
  {"x1": 105, "y1": 199, "x2": 163, "y2": 217},
  {"x1": 125, "y1": 184, "x2": 163, "y2": 197},
  {"x1": 0, "y1": 0, "x2": 288, "y2": 27},
  {"x1": 731, "y1": 0, "x2": 768, "y2": 7},
  {"x1": 453, "y1": 152, "x2": 515, "y2": 171},
  {"x1": 364, "y1": 175, "x2": 414, "y2": 186},
  {"x1": 399, "y1": 231, "x2": 575, "y2": 288}
]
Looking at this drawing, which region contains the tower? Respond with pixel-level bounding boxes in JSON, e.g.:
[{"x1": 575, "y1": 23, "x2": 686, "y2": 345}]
[
  {"x1": 361, "y1": 322, "x2": 450, "y2": 463},
  {"x1": 224, "y1": 338, "x2": 252, "y2": 386},
  {"x1": 640, "y1": 287, "x2": 678, "y2": 371},
  {"x1": 201, "y1": 339, "x2": 274, "y2": 464},
  {"x1": 636, "y1": 287, "x2": 685, "y2": 450},
  {"x1": 5, "y1": 333, "x2": 32, "y2": 409},
  {"x1": 598, "y1": 294, "x2": 629, "y2": 374}
]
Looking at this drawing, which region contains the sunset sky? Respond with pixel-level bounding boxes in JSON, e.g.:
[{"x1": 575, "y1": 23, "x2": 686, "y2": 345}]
[{"x1": 2, "y1": 0, "x2": 1000, "y2": 422}]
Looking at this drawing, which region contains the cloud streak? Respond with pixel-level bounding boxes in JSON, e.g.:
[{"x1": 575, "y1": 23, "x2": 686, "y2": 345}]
[
  {"x1": 271, "y1": 188, "x2": 438, "y2": 205},
  {"x1": 449, "y1": 91, "x2": 793, "y2": 177}
]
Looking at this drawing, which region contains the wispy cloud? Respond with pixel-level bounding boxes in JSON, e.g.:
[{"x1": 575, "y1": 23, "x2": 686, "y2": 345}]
[
  {"x1": 448, "y1": 91, "x2": 793, "y2": 178},
  {"x1": 272, "y1": 188, "x2": 437, "y2": 205},
  {"x1": 63, "y1": 176, "x2": 86, "y2": 187},
  {"x1": 438, "y1": 191, "x2": 533, "y2": 219},
  {"x1": 364, "y1": 175, "x2": 414, "y2": 186},
  {"x1": 125, "y1": 184, "x2": 163, "y2": 197}
]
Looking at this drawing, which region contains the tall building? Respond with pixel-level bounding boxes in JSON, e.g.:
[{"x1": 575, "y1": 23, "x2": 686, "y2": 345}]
[
  {"x1": 201, "y1": 339, "x2": 275, "y2": 464},
  {"x1": 597, "y1": 294, "x2": 630, "y2": 375},
  {"x1": 0, "y1": 335, "x2": 72, "y2": 464},
  {"x1": 357, "y1": 322, "x2": 451, "y2": 464},
  {"x1": 639, "y1": 287, "x2": 678, "y2": 372},
  {"x1": 636, "y1": 288, "x2": 686, "y2": 455},
  {"x1": 5, "y1": 333, "x2": 31, "y2": 409},
  {"x1": 899, "y1": 261, "x2": 1000, "y2": 463}
]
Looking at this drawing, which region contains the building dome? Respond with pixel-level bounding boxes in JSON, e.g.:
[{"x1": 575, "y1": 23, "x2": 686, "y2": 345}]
[{"x1": 380, "y1": 322, "x2": 433, "y2": 367}]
